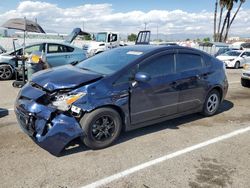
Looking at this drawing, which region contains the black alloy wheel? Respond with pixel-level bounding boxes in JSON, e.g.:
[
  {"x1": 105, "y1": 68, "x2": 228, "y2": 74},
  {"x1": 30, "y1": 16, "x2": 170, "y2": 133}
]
[
  {"x1": 91, "y1": 115, "x2": 115, "y2": 142},
  {"x1": 80, "y1": 108, "x2": 122, "y2": 149}
]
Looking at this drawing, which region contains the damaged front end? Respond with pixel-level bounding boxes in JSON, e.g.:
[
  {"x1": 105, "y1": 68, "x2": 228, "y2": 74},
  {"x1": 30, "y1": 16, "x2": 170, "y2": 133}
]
[{"x1": 15, "y1": 83, "x2": 85, "y2": 156}]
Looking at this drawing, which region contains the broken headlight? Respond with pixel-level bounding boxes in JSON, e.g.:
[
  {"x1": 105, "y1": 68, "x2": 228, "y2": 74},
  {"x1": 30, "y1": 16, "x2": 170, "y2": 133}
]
[{"x1": 52, "y1": 92, "x2": 86, "y2": 111}]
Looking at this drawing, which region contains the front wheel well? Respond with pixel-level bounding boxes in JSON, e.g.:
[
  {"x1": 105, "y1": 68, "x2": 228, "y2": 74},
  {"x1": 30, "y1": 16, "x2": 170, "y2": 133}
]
[{"x1": 0, "y1": 63, "x2": 15, "y2": 72}]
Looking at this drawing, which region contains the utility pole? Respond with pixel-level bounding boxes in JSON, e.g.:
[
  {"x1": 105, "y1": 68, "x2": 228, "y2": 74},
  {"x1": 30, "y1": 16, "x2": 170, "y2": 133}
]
[{"x1": 144, "y1": 22, "x2": 148, "y2": 30}]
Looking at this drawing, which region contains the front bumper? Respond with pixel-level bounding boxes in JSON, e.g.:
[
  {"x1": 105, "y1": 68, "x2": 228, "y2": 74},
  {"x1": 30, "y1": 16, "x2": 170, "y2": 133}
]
[
  {"x1": 223, "y1": 60, "x2": 235, "y2": 68},
  {"x1": 241, "y1": 70, "x2": 250, "y2": 80},
  {"x1": 15, "y1": 84, "x2": 84, "y2": 156}
]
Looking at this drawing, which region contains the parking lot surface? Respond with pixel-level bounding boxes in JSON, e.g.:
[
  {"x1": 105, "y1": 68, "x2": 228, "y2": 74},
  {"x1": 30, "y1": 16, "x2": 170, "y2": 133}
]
[{"x1": 0, "y1": 69, "x2": 249, "y2": 188}]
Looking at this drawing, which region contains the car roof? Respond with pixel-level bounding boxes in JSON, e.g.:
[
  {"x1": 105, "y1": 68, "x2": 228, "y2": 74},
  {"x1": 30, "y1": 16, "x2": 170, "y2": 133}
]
[
  {"x1": 120, "y1": 45, "x2": 197, "y2": 53},
  {"x1": 25, "y1": 41, "x2": 72, "y2": 46},
  {"x1": 227, "y1": 50, "x2": 243, "y2": 53},
  {"x1": 9, "y1": 41, "x2": 78, "y2": 52}
]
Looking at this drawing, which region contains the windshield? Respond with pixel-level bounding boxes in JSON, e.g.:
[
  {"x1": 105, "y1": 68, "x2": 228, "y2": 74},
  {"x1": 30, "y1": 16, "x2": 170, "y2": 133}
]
[
  {"x1": 96, "y1": 33, "x2": 107, "y2": 42},
  {"x1": 76, "y1": 48, "x2": 145, "y2": 75},
  {"x1": 223, "y1": 51, "x2": 241, "y2": 56}
]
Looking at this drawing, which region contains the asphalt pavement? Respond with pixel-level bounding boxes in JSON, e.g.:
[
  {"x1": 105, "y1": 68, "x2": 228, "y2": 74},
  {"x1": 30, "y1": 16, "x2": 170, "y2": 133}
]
[{"x1": 0, "y1": 69, "x2": 249, "y2": 188}]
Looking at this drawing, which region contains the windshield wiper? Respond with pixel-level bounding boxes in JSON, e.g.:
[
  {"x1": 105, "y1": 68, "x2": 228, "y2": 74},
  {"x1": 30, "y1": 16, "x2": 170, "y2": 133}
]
[{"x1": 79, "y1": 67, "x2": 104, "y2": 75}]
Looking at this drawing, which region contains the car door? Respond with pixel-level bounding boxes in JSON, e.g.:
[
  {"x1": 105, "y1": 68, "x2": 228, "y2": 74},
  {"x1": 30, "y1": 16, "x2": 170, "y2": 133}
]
[
  {"x1": 46, "y1": 43, "x2": 68, "y2": 67},
  {"x1": 130, "y1": 51, "x2": 180, "y2": 125},
  {"x1": 176, "y1": 50, "x2": 209, "y2": 113},
  {"x1": 242, "y1": 52, "x2": 250, "y2": 64},
  {"x1": 10, "y1": 44, "x2": 45, "y2": 67}
]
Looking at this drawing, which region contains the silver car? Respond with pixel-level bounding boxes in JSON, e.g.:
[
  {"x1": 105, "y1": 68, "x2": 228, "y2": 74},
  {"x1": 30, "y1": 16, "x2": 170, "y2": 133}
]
[
  {"x1": 0, "y1": 42, "x2": 86, "y2": 80},
  {"x1": 241, "y1": 63, "x2": 250, "y2": 87},
  {"x1": 0, "y1": 45, "x2": 6, "y2": 54}
]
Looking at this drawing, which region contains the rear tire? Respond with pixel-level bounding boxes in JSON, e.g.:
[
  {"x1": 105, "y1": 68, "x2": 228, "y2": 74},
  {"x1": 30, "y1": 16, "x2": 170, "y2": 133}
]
[
  {"x1": 202, "y1": 90, "x2": 221, "y2": 117},
  {"x1": 234, "y1": 61, "x2": 240, "y2": 69},
  {"x1": 80, "y1": 108, "x2": 122, "y2": 149},
  {"x1": 0, "y1": 64, "x2": 13, "y2": 80},
  {"x1": 241, "y1": 78, "x2": 250, "y2": 88}
]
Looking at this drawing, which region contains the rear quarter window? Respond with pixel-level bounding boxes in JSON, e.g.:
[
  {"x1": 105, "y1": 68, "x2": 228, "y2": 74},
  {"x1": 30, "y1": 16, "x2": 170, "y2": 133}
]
[
  {"x1": 176, "y1": 53, "x2": 203, "y2": 72},
  {"x1": 203, "y1": 54, "x2": 213, "y2": 67},
  {"x1": 65, "y1": 46, "x2": 74, "y2": 52}
]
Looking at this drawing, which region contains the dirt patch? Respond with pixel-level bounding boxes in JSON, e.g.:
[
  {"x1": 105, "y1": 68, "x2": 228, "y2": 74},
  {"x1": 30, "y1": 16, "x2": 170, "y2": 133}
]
[
  {"x1": 189, "y1": 157, "x2": 236, "y2": 188},
  {"x1": 227, "y1": 90, "x2": 250, "y2": 101}
]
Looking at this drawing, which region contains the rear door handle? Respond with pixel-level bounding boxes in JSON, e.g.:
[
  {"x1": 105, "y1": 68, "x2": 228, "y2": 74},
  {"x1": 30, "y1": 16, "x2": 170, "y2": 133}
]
[
  {"x1": 170, "y1": 81, "x2": 177, "y2": 86},
  {"x1": 195, "y1": 75, "x2": 201, "y2": 80}
]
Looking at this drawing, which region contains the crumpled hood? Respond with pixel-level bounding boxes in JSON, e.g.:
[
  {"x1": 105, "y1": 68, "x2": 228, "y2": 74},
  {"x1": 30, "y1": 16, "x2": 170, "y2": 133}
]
[{"x1": 31, "y1": 65, "x2": 102, "y2": 92}]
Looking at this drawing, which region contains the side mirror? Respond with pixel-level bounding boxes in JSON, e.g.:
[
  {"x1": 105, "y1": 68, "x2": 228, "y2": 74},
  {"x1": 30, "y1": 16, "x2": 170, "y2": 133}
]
[
  {"x1": 242, "y1": 55, "x2": 247, "y2": 58},
  {"x1": 135, "y1": 72, "x2": 151, "y2": 82}
]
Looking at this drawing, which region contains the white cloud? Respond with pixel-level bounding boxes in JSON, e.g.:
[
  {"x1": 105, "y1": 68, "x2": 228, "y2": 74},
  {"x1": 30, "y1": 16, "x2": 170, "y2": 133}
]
[{"x1": 0, "y1": 1, "x2": 249, "y2": 36}]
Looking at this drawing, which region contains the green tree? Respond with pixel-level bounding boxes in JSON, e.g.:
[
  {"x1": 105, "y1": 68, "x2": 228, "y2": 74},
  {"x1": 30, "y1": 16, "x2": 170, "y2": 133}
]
[
  {"x1": 127, "y1": 33, "x2": 137, "y2": 41},
  {"x1": 203, "y1": 37, "x2": 211, "y2": 42},
  {"x1": 84, "y1": 34, "x2": 92, "y2": 40}
]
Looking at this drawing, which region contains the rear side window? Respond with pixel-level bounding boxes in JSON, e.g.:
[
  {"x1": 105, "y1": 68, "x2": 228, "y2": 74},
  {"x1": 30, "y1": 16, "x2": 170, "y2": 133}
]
[
  {"x1": 176, "y1": 53, "x2": 203, "y2": 72},
  {"x1": 139, "y1": 54, "x2": 175, "y2": 77},
  {"x1": 48, "y1": 44, "x2": 74, "y2": 53}
]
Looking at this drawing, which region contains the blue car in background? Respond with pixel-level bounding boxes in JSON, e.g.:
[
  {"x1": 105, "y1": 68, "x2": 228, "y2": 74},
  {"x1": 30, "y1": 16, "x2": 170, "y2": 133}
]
[
  {"x1": 0, "y1": 28, "x2": 88, "y2": 80},
  {"x1": 15, "y1": 45, "x2": 228, "y2": 155},
  {"x1": 0, "y1": 42, "x2": 86, "y2": 80}
]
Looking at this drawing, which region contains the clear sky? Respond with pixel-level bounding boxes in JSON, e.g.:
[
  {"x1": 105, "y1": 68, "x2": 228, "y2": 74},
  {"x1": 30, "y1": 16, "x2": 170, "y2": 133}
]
[{"x1": 0, "y1": 1, "x2": 250, "y2": 37}]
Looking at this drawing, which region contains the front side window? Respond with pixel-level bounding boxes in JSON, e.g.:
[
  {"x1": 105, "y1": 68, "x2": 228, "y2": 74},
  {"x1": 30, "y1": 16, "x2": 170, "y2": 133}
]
[
  {"x1": 242, "y1": 52, "x2": 250, "y2": 57},
  {"x1": 96, "y1": 33, "x2": 107, "y2": 42},
  {"x1": 176, "y1": 53, "x2": 203, "y2": 72},
  {"x1": 25, "y1": 44, "x2": 44, "y2": 54},
  {"x1": 138, "y1": 54, "x2": 175, "y2": 77},
  {"x1": 108, "y1": 34, "x2": 118, "y2": 42},
  {"x1": 115, "y1": 69, "x2": 135, "y2": 85}
]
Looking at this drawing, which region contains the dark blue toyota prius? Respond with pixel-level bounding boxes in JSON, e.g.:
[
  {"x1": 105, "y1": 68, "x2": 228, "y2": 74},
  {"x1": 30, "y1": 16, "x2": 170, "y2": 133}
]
[{"x1": 15, "y1": 45, "x2": 228, "y2": 155}]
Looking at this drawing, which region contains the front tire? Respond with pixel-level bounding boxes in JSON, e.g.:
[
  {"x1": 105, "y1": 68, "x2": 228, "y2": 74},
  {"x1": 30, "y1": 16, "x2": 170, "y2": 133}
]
[
  {"x1": 80, "y1": 108, "x2": 122, "y2": 149},
  {"x1": 234, "y1": 61, "x2": 240, "y2": 69},
  {"x1": 241, "y1": 78, "x2": 250, "y2": 87},
  {"x1": 0, "y1": 64, "x2": 13, "y2": 80},
  {"x1": 202, "y1": 90, "x2": 221, "y2": 116}
]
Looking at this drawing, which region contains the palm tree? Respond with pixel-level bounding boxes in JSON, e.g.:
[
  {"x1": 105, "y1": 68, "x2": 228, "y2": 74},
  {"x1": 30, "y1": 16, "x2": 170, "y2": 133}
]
[
  {"x1": 216, "y1": 0, "x2": 227, "y2": 41},
  {"x1": 224, "y1": 0, "x2": 246, "y2": 41},
  {"x1": 214, "y1": 0, "x2": 218, "y2": 41},
  {"x1": 219, "y1": 0, "x2": 236, "y2": 42}
]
